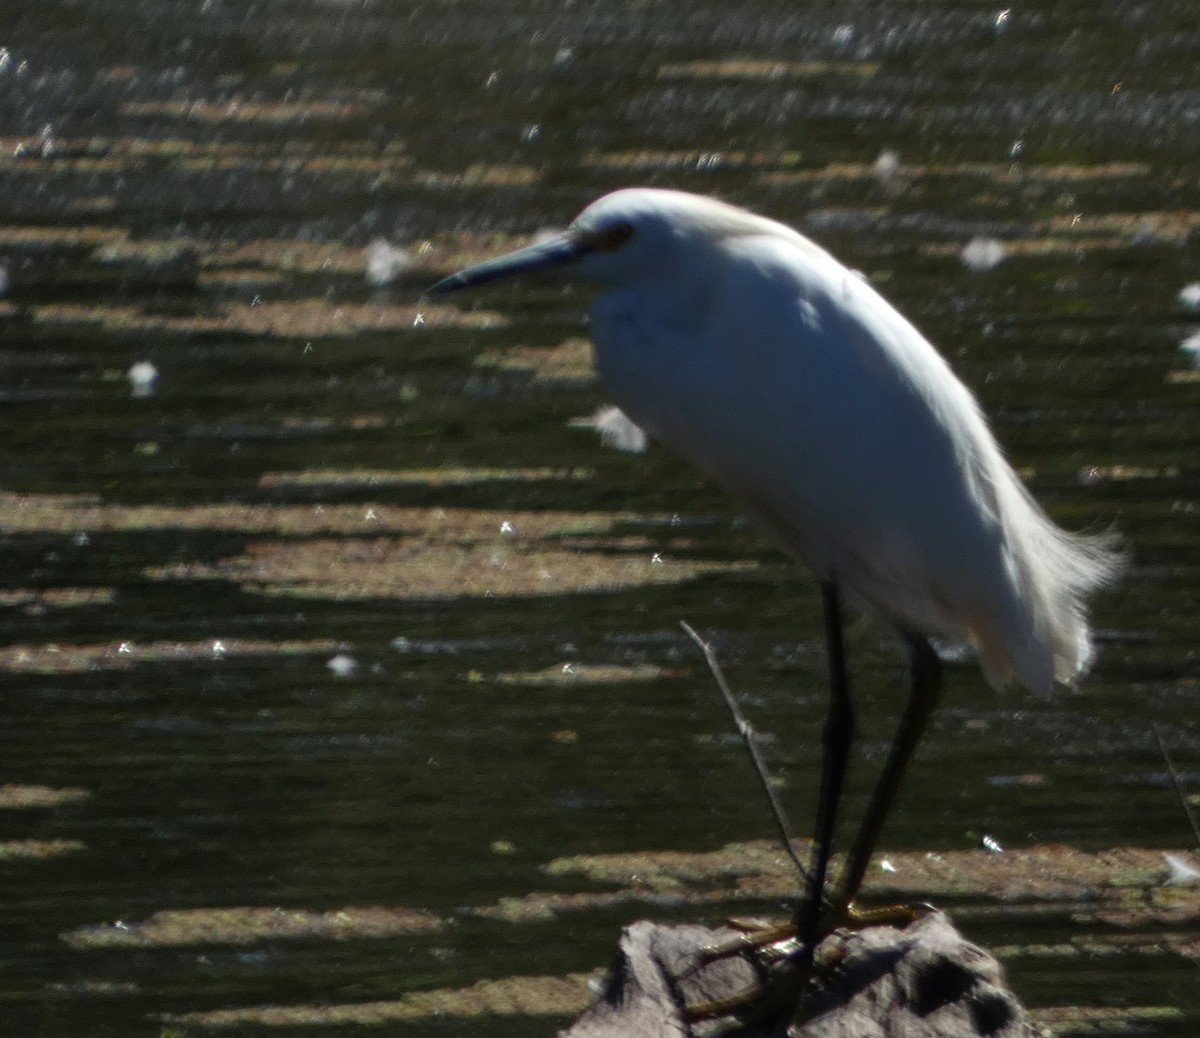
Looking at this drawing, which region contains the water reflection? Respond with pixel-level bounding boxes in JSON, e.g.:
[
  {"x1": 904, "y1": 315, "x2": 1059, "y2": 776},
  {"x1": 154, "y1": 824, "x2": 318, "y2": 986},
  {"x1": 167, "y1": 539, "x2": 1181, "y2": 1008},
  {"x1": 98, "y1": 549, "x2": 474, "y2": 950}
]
[{"x1": 1, "y1": 0, "x2": 1198, "y2": 1035}]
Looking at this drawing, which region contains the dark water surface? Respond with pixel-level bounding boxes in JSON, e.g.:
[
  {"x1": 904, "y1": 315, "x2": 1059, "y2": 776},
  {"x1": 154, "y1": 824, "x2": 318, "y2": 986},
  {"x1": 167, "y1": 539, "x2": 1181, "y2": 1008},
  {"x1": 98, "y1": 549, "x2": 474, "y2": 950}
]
[{"x1": 1, "y1": 2, "x2": 1198, "y2": 1035}]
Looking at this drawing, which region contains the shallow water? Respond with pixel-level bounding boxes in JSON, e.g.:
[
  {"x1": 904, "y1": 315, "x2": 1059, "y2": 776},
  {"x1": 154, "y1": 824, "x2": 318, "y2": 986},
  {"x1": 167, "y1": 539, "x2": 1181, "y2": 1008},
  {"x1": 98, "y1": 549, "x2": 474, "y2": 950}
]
[{"x1": 1, "y1": 1, "x2": 1198, "y2": 1035}]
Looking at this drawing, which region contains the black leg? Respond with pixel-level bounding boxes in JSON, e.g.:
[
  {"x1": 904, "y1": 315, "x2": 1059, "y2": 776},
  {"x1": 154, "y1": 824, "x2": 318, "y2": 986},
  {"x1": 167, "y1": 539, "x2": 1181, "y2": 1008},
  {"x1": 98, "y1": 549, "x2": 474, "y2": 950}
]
[
  {"x1": 834, "y1": 633, "x2": 943, "y2": 912},
  {"x1": 793, "y1": 581, "x2": 856, "y2": 965},
  {"x1": 688, "y1": 622, "x2": 943, "y2": 1032}
]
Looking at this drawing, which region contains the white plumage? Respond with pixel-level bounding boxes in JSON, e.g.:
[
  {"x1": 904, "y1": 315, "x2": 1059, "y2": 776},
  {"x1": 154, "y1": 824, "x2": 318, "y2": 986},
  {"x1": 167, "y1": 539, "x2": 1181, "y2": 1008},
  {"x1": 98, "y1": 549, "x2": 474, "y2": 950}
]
[
  {"x1": 430, "y1": 186, "x2": 1121, "y2": 985},
  {"x1": 496, "y1": 188, "x2": 1117, "y2": 694}
]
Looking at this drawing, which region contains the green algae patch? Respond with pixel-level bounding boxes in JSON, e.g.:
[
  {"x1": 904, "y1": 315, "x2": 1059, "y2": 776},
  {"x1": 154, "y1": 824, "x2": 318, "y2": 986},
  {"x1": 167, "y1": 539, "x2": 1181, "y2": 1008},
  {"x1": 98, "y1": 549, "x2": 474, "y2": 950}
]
[
  {"x1": 63, "y1": 905, "x2": 446, "y2": 950},
  {"x1": 160, "y1": 971, "x2": 595, "y2": 1028}
]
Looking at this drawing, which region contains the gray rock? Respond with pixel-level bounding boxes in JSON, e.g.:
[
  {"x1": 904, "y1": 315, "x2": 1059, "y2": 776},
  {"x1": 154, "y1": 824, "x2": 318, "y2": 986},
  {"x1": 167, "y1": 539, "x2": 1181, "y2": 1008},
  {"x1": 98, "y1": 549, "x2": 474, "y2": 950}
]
[{"x1": 560, "y1": 911, "x2": 1046, "y2": 1038}]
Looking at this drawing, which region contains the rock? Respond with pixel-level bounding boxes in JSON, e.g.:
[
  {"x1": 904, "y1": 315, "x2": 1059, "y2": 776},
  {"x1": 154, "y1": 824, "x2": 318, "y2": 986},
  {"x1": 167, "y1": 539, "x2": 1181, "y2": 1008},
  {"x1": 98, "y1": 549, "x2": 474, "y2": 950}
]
[{"x1": 559, "y1": 911, "x2": 1046, "y2": 1038}]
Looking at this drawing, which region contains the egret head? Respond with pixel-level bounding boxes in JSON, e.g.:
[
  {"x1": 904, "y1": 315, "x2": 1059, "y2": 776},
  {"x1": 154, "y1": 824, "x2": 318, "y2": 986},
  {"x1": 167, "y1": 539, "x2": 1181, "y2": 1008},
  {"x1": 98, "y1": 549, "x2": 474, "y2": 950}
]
[{"x1": 428, "y1": 188, "x2": 765, "y2": 295}]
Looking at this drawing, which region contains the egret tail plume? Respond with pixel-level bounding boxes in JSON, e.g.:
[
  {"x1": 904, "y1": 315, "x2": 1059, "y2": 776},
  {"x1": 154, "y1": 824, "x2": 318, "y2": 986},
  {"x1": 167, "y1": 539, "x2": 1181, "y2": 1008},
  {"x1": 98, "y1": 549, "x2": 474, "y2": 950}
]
[{"x1": 976, "y1": 458, "x2": 1122, "y2": 694}]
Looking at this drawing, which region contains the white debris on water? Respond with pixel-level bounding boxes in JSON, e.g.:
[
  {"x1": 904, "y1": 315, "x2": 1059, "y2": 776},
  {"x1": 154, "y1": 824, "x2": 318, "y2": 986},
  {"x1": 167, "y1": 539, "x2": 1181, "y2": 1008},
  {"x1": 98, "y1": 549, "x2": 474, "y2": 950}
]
[
  {"x1": 1177, "y1": 282, "x2": 1200, "y2": 309},
  {"x1": 570, "y1": 405, "x2": 648, "y2": 453},
  {"x1": 961, "y1": 237, "x2": 1007, "y2": 272},
  {"x1": 327, "y1": 653, "x2": 358, "y2": 678},
  {"x1": 127, "y1": 361, "x2": 159, "y2": 397},
  {"x1": 873, "y1": 149, "x2": 901, "y2": 186},
  {"x1": 1163, "y1": 852, "x2": 1200, "y2": 886},
  {"x1": 365, "y1": 238, "x2": 410, "y2": 286},
  {"x1": 1179, "y1": 331, "x2": 1200, "y2": 366}
]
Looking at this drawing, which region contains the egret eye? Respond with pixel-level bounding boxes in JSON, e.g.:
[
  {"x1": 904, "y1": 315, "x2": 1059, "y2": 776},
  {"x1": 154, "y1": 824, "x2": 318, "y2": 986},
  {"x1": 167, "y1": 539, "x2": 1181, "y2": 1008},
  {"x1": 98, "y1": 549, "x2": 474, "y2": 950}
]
[{"x1": 592, "y1": 221, "x2": 635, "y2": 252}]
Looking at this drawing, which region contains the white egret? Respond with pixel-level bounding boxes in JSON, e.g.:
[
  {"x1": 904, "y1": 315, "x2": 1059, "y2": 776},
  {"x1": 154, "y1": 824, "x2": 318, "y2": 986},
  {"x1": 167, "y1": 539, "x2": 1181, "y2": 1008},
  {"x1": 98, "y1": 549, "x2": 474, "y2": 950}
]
[{"x1": 429, "y1": 188, "x2": 1119, "y2": 981}]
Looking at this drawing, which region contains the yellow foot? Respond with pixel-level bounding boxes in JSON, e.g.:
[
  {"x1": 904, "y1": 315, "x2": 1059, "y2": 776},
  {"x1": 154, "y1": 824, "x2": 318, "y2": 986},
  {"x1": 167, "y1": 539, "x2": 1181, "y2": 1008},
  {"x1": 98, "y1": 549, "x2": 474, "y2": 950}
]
[
  {"x1": 696, "y1": 917, "x2": 801, "y2": 966},
  {"x1": 697, "y1": 900, "x2": 930, "y2": 966},
  {"x1": 843, "y1": 899, "x2": 933, "y2": 929}
]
